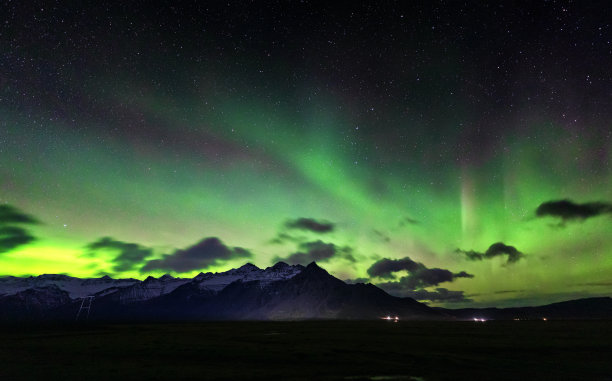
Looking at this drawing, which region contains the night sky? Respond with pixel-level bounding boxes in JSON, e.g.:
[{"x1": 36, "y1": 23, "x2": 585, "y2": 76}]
[{"x1": 1, "y1": 1, "x2": 611, "y2": 307}]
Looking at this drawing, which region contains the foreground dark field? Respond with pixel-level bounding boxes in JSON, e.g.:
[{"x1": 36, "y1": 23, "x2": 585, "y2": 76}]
[{"x1": 1, "y1": 321, "x2": 610, "y2": 381}]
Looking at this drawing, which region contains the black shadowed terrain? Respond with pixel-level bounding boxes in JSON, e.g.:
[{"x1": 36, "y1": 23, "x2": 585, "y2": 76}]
[
  {"x1": 1, "y1": 320, "x2": 611, "y2": 381},
  {"x1": 2, "y1": 262, "x2": 611, "y2": 322},
  {"x1": 2, "y1": 262, "x2": 612, "y2": 380},
  {"x1": 0, "y1": 320, "x2": 612, "y2": 381}
]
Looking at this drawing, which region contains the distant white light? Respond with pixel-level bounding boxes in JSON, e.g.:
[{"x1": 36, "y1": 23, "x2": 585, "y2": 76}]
[{"x1": 381, "y1": 315, "x2": 398, "y2": 321}]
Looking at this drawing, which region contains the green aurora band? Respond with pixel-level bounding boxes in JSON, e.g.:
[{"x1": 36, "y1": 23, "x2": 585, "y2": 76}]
[
  {"x1": 1, "y1": 2, "x2": 611, "y2": 307},
  {"x1": 2, "y1": 80, "x2": 611, "y2": 307}
]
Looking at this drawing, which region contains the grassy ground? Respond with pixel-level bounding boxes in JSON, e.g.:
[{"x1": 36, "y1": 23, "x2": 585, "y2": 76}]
[{"x1": 0, "y1": 320, "x2": 610, "y2": 380}]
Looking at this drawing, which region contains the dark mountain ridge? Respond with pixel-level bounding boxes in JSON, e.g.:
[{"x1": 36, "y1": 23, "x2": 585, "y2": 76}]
[
  {"x1": 1, "y1": 262, "x2": 610, "y2": 321},
  {"x1": 441, "y1": 296, "x2": 612, "y2": 320}
]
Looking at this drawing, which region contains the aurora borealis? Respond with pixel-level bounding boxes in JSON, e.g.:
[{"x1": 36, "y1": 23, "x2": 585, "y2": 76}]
[{"x1": 1, "y1": 1, "x2": 611, "y2": 307}]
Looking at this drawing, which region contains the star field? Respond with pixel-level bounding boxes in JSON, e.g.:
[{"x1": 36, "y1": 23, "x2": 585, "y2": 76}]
[{"x1": 1, "y1": 1, "x2": 611, "y2": 307}]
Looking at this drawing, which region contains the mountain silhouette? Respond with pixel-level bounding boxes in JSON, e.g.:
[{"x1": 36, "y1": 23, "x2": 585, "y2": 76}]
[{"x1": 1, "y1": 262, "x2": 610, "y2": 321}]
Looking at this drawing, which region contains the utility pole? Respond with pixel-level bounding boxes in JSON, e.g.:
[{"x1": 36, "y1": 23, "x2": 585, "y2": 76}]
[{"x1": 76, "y1": 296, "x2": 95, "y2": 321}]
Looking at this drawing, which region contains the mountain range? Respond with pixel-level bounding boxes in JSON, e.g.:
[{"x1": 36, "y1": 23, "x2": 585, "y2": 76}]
[{"x1": 1, "y1": 262, "x2": 610, "y2": 321}]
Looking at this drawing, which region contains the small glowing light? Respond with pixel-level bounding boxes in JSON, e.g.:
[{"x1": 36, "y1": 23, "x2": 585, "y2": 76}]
[
  {"x1": 542, "y1": 317, "x2": 547, "y2": 321},
  {"x1": 381, "y1": 315, "x2": 399, "y2": 321}
]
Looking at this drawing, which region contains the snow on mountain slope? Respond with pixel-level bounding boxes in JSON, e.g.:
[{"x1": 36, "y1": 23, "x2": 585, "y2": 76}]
[
  {"x1": 115, "y1": 275, "x2": 191, "y2": 303},
  {"x1": 0, "y1": 274, "x2": 139, "y2": 299},
  {"x1": 0, "y1": 262, "x2": 304, "y2": 303},
  {"x1": 193, "y1": 262, "x2": 303, "y2": 292}
]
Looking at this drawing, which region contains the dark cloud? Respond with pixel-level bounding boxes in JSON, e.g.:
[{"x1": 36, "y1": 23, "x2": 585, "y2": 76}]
[
  {"x1": 455, "y1": 271, "x2": 471, "y2": 277},
  {"x1": 0, "y1": 205, "x2": 39, "y2": 253},
  {"x1": 378, "y1": 267, "x2": 474, "y2": 290},
  {"x1": 367, "y1": 257, "x2": 421, "y2": 279},
  {"x1": 86, "y1": 237, "x2": 153, "y2": 272},
  {"x1": 94, "y1": 271, "x2": 115, "y2": 278},
  {"x1": 270, "y1": 217, "x2": 336, "y2": 245},
  {"x1": 372, "y1": 230, "x2": 390, "y2": 243},
  {"x1": 0, "y1": 226, "x2": 36, "y2": 253},
  {"x1": 455, "y1": 242, "x2": 525, "y2": 264},
  {"x1": 485, "y1": 243, "x2": 524, "y2": 263},
  {"x1": 493, "y1": 289, "x2": 526, "y2": 294},
  {"x1": 398, "y1": 217, "x2": 419, "y2": 227},
  {"x1": 368, "y1": 257, "x2": 474, "y2": 292},
  {"x1": 274, "y1": 240, "x2": 355, "y2": 265},
  {"x1": 269, "y1": 232, "x2": 301, "y2": 245},
  {"x1": 0, "y1": 205, "x2": 40, "y2": 225},
  {"x1": 285, "y1": 217, "x2": 334, "y2": 233},
  {"x1": 395, "y1": 288, "x2": 472, "y2": 303},
  {"x1": 141, "y1": 237, "x2": 252, "y2": 273},
  {"x1": 343, "y1": 277, "x2": 370, "y2": 284},
  {"x1": 535, "y1": 199, "x2": 612, "y2": 223}
]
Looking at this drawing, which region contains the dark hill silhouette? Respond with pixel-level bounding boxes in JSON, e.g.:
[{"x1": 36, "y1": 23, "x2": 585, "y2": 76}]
[{"x1": 1, "y1": 262, "x2": 611, "y2": 321}]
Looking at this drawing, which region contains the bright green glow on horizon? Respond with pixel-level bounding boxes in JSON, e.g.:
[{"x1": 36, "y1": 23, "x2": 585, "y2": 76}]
[{"x1": 1, "y1": 76, "x2": 611, "y2": 308}]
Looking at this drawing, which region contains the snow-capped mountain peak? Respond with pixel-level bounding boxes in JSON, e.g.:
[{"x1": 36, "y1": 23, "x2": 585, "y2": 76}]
[
  {"x1": 116, "y1": 275, "x2": 191, "y2": 303},
  {"x1": 0, "y1": 274, "x2": 139, "y2": 298},
  {"x1": 0, "y1": 262, "x2": 305, "y2": 301},
  {"x1": 192, "y1": 262, "x2": 303, "y2": 292}
]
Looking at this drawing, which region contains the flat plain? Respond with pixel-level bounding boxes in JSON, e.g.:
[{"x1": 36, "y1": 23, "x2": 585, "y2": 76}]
[{"x1": 0, "y1": 320, "x2": 610, "y2": 380}]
